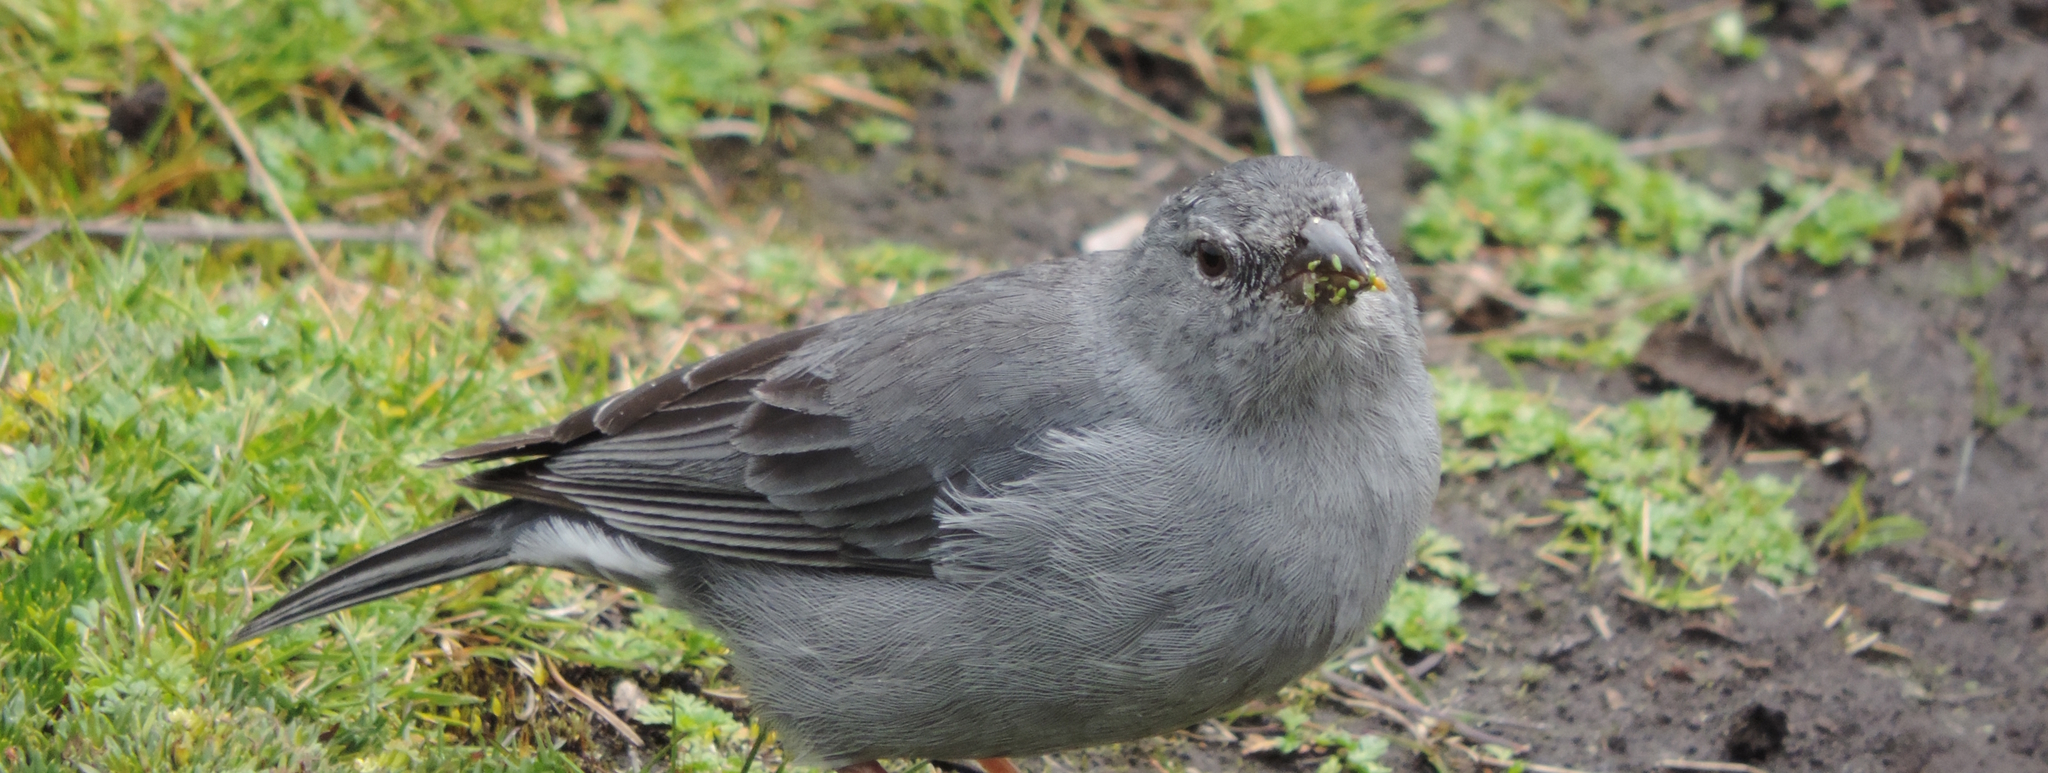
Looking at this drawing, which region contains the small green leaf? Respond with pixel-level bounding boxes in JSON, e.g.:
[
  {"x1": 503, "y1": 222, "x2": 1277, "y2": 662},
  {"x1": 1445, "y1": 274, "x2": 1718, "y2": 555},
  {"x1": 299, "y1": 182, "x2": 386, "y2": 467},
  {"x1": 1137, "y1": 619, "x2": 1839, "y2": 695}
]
[
  {"x1": 1844, "y1": 515, "x2": 1928, "y2": 555},
  {"x1": 1960, "y1": 331, "x2": 2032, "y2": 430},
  {"x1": 1815, "y1": 474, "x2": 1868, "y2": 552},
  {"x1": 1377, "y1": 578, "x2": 1464, "y2": 651},
  {"x1": 848, "y1": 116, "x2": 913, "y2": 147}
]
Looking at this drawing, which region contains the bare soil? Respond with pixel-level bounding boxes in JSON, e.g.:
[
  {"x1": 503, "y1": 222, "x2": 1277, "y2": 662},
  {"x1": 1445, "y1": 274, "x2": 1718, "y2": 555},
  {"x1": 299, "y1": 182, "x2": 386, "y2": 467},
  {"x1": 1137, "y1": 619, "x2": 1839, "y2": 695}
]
[{"x1": 693, "y1": 1, "x2": 2048, "y2": 770}]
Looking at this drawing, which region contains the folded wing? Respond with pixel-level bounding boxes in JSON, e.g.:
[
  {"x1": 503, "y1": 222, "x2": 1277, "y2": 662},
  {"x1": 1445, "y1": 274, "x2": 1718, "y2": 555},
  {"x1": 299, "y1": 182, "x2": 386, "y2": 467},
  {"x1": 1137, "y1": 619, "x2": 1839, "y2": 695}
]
[
  {"x1": 430, "y1": 324, "x2": 936, "y2": 573},
  {"x1": 432, "y1": 262, "x2": 1106, "y2": 576}
]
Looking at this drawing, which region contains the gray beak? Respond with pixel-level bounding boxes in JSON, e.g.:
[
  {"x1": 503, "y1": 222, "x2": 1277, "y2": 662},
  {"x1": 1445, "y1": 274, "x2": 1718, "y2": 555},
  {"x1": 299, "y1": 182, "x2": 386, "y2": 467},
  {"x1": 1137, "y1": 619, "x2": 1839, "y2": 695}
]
[{"x1": 1278, "y1": 217, "x2": 1383, "y2": 306}]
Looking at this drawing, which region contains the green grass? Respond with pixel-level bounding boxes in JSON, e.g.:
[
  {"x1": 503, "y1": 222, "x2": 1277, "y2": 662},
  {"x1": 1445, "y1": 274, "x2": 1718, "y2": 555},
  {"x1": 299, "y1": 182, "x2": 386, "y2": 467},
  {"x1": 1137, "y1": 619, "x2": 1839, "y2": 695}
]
[
  {"x1": 0, "y1": 0, "x2": 980, "y2": 223},
  {"x1": 0, "y1": 0, "x2": 1443, "y2": 225},
  {"x1": 0, "y1": 183, "x2": 991, "y2": 768},
  {"x1": 4, "y1": 238, "x2": 533, "y2": 768}
]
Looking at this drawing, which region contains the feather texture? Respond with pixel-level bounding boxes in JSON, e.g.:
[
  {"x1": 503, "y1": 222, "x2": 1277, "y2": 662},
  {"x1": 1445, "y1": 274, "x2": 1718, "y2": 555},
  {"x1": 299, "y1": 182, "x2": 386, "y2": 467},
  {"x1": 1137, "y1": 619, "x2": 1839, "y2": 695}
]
[{"x1": 427, "y1": 309, "x2": 961, "y2": 570}]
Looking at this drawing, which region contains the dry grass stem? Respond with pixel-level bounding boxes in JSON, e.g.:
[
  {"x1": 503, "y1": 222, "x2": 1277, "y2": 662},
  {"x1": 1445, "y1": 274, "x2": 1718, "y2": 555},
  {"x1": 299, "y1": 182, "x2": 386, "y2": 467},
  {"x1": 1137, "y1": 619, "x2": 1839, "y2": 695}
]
[
  {"x1": 801, "y1": 73, "x2": 917, "y2": 120},
  {"x1": 1585, "y1": 607, "x2": 1614, "y2": 640},
  {"x1": 1657, "y1": 760, "x2": 1769, "y2": 773},
  {"x1": 154, "y1": 32, "x2": 333, "y2": 286},
  {"x1": 1039, "y1": 31, "x2": 1244, "y2": 163},
  {"x1": 1471, "y1": 753, "x2": 1595, "y2": 773},
  {"x1": 1056, "y1": 147, "x2": 1142, "y2": 169},
  {"x1": 1251, "y1": 64, "x2": 1308, "y2": 157},
  {"x1": 1873, "y1": 572, "x2": 2007, "y2": 612},
  {"x1": 997, "y1": 0, "x2": 1048, "y2": 104},
  {"x1": 1822, "y1": 603, "x2": 1848, "y2": 629},
  {"x1": 1, "y1": 218, "x2": 425, "y2": 246},
  {"x1": 546, "y1": 661, "x2": 644, "y2": 746},
  {"x1": 1622, "y1": 0, "x2": 1741, "y2": 40},
  {"x1": 1367, "y1": 654, "x2": 1423, "y2": 707},
  {"x1": 1322, "y1": 670, "x2": 1532, "y2": 754}
]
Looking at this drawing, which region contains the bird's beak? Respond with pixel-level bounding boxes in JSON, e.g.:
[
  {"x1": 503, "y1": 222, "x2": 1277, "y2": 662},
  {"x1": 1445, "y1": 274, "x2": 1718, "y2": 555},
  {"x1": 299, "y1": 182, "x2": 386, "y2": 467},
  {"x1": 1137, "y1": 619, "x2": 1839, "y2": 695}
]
[{"x1": 1276, "y1": 217, "x2": 1386, "y2": 307}]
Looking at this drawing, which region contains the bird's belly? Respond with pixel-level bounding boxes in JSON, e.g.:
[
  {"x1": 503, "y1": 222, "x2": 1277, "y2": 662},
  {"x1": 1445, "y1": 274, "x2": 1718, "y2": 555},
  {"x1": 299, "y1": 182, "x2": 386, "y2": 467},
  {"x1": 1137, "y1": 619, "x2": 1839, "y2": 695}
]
[
  {"x1": 694, "y1": 532, "x2": 1375, "y2": 765},
  {"x1": 692, "y1": 422, "x2": 1422, "y2": 765}
]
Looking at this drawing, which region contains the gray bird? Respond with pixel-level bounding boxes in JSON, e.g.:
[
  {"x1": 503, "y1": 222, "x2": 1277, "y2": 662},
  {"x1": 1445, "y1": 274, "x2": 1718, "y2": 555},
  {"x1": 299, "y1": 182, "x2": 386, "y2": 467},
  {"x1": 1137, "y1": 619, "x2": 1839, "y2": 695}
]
[{"x1": 234, "y1": 156, "x2": 1440, "y2": 773}]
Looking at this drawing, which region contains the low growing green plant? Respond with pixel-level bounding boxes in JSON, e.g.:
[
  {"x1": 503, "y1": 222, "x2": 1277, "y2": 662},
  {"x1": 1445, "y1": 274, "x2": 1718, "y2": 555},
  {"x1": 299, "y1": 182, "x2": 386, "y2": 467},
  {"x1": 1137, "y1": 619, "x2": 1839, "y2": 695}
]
[
  {"x1": 1403, "y1": 95, "x2": 1901, "y2": 365},
  {"x1": 1377, "y1": 578, "x2": 1466, "y2": 651},
  {"x1": 1403, "y1": 95, "x2": 1734, "y2": 364},
  {"x1": 1411, "y1": 528, "x2": 1501, "y2": 597},
  {"x1": 1762, "y1": 169, "x2": 1901, "y2": 266},
  {"x1": 1435, "y1": 370, "x2": 1814, "y2": 609},
  {"x1": 1373, "y1": 529, "x2": 1493, "y2": 652},
  {"x1": 0, "y1": 235, "x2": 785, "y2": 769},
  {"x1": 635, "y1": 691, "x2": 753, "y2": 773},
  {"x1": 1273, "y1": 707, "x2": 1394, "y2": 773},
  {"x1": 1959, "y1": 330, "x2": 2032, "y2": 431}
]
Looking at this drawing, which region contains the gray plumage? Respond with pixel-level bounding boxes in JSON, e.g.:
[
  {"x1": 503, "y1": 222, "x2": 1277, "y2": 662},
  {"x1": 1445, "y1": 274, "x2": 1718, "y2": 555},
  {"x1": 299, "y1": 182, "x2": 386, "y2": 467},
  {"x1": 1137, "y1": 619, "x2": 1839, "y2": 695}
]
[{"x1": 235, "y1": 156, "x2": 1440, "y2": 767}]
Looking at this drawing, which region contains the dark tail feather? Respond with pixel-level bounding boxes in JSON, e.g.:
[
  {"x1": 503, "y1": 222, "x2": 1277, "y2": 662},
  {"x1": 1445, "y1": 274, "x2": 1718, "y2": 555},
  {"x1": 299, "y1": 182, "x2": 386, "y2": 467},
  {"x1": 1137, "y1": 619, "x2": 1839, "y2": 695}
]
[{"x1": 231, "y1": 499, "x2": 560, "y2": 643}]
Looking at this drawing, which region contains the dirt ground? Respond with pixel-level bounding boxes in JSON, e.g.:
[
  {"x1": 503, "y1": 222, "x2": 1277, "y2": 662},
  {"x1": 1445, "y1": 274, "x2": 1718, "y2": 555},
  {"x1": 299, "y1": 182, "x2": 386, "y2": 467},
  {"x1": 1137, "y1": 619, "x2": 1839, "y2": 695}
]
[{"x1": 705, "y1": 1, "x2": 2048, "y2": 771}]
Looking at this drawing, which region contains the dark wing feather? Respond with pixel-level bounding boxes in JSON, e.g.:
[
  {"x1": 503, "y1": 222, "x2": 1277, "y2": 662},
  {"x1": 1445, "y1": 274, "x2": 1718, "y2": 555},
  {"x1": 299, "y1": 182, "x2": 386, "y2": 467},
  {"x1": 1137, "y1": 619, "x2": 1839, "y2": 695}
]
[
  {"x1": 418, "y1": 427, "x2": 559, "y2": 468},
  {"x1": 432, "y1": 261, "x2": 1098, "y2": 575},
  {"x1": 729, "y1": 405, "x2": 852, "y2": 454},
  {"x1": 431, "y1": 323, "x2": 937, "y2": 573},
  {"x1": 429, "y1": 326, "x2": 822, "y2": 468}
]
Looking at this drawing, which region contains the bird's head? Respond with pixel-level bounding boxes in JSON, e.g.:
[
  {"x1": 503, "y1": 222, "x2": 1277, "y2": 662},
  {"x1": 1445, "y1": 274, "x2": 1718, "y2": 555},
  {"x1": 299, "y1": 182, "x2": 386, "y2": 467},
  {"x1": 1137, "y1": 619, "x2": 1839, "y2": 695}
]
[{"x1": 1106, "y1": 156, "x2": 1424, "y2": 419}]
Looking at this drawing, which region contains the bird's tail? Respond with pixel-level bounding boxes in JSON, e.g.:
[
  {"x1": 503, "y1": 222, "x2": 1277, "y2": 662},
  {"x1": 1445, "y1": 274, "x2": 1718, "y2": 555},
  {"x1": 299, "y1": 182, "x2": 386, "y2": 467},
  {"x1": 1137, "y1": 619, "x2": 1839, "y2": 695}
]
[{"x1": 230, "y1": 499, "x2": 561, "y2": 643}]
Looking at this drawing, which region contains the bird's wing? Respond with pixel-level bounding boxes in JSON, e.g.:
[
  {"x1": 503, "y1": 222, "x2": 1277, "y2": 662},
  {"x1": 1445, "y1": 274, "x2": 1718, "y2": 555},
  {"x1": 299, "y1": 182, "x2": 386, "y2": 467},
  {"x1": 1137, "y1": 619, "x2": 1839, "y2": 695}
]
[{"x1": 430, "y1": 262, "x2": 1105, "y2": 574}]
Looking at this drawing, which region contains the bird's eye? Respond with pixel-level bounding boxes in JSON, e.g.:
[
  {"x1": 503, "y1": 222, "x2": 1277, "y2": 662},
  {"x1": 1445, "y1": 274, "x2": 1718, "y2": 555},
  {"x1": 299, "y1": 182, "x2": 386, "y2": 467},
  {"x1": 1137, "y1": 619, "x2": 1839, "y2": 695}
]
[{"x1": 1194, "y1": 240, "x2": 1230, "y2": 279}]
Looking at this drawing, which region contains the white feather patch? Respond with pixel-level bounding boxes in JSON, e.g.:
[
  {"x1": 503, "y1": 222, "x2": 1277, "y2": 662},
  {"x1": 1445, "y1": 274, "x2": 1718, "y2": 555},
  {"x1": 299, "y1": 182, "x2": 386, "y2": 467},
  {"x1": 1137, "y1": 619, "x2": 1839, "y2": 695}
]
[{"x1": 512, "y1": 519, "x2": 670, "y2": 584}]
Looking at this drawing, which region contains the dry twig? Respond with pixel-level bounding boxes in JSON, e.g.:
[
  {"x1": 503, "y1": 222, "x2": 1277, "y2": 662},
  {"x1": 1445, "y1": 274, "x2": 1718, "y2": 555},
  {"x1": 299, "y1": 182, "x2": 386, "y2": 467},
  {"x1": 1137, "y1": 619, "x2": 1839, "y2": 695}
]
[
  {"x1": 1728, "y1": 178, "x2": 1839, "y2": 303},
  {"x1": 3, "y1": 220, "x2": 60, "y2": 255}
]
